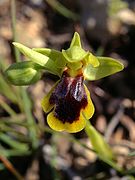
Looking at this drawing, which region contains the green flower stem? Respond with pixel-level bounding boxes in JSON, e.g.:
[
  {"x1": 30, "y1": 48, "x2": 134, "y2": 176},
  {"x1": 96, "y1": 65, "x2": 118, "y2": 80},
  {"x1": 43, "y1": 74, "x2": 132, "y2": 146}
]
[
  {"x1": 11, "y1": 0, "x2": 20, "y2": 62},
  {"x1": 21, "y1": 88, "x2": 38, "y2": 149},
  {"x1": 85, "y1": 120, "x2": 123, "y2": 172}
]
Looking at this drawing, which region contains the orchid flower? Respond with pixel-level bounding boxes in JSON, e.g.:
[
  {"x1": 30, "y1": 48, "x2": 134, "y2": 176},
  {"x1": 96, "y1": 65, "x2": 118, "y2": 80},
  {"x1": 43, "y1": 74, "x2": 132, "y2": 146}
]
[{"x1": 5, "y1": 32, "x2": 124, "y2": 134}]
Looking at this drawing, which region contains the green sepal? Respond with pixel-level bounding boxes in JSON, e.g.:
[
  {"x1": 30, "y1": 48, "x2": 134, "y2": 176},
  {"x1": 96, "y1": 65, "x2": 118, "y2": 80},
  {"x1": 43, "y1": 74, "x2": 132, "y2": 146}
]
[
  {"x1": 63, "y1": 32, "x2": 87, "y2": 63},
  {"x1": 13, "y1": 42, "x2": 61, "y2": 76},
  {"x1": 70, "y1": 32, "x2": 82, "y2": 48},
  {"x1": 62, "y1": 46, "x2": 88, "y2": 63},
  {"x1": 5, "y1": 61, "x2": 42, "y2": 86},
  {"x1": 33, "y1": 48, "x2": 66, "y2": 68},
  {"x1": 84, "y1": 57, "x2": 124, "y2": 80}
]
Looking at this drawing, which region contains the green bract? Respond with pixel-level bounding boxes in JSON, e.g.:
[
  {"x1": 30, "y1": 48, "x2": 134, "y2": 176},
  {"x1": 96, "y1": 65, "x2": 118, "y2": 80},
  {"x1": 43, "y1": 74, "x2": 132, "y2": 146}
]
[{"x1": 5, "y1": 32, "x2": 124, "y2": 86}]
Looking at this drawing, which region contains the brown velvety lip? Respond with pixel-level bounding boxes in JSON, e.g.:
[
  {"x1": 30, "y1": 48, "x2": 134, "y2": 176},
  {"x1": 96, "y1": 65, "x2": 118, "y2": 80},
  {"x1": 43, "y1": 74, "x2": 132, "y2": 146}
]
[{"x1": 49, "y1": 71, "x2": 88, "y2": 124}]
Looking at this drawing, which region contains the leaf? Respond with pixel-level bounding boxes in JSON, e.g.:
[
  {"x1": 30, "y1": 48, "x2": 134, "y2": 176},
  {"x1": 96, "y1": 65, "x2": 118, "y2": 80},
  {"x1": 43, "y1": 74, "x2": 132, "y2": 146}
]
[
  {"x1": 84, "y1": 57, "x2": 124, "y2": 80},
  {"x1": 0, "y1": 149, "x2": 30, "y2": 157},
  {"x1": 0, "y1": 133, "x2": 29, "y2": 151},
  {"x1": 13, "y1": 42, "x2": 61, "y2": 76},
  {"x1": 70, "y1": 32, "x2": 82, "y2": 48},
  {"x1": 5, "y1": 61, "x2": 42, "y2": 86}
]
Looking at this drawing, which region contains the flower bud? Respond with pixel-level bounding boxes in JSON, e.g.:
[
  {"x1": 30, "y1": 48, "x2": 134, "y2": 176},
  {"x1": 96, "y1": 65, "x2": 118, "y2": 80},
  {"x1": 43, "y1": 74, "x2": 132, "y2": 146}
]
[{"x1": 5, "y1": 61, "x2": 41, "y2": 86}]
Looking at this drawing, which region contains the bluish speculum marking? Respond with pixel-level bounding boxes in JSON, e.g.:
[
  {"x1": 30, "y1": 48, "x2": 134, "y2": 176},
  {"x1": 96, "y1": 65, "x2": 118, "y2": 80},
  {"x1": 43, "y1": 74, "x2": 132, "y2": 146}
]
[{"x1": 49, "y1": 72, "x2": 88, "y2": 123}]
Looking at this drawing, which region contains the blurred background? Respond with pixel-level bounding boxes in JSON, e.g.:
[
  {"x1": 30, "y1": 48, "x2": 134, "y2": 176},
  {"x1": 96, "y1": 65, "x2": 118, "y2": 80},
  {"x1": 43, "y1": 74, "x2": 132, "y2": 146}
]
[{"x1": 0, "y1": 0, "x2": 135, "y2": 179}]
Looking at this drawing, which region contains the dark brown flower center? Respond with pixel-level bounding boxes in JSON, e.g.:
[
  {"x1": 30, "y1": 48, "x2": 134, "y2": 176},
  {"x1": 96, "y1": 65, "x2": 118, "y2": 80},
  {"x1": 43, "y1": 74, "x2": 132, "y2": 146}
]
[{"x1": 49, "y1": 72, "x2": 88, "y2": 123}]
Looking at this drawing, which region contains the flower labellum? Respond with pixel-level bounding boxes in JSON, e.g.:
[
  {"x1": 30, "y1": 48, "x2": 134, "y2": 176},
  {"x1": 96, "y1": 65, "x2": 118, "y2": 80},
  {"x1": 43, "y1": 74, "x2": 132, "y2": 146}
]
[{"x1": 42, "y1": 71, "x2": 94, "y2": 133}]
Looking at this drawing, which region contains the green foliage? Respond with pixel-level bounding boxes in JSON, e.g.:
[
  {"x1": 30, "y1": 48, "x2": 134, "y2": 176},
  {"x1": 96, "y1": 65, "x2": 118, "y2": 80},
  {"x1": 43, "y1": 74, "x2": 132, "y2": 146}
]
[
  {"x1": 0, "y1": 133, "x2": 29, "y2": 152},
  {"x1": 0, "y1": 59, "x2": 37, "y2": 160}
]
